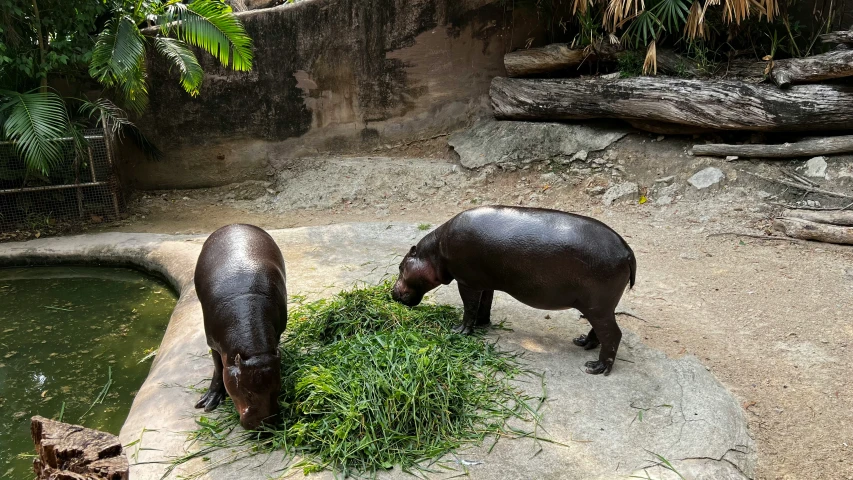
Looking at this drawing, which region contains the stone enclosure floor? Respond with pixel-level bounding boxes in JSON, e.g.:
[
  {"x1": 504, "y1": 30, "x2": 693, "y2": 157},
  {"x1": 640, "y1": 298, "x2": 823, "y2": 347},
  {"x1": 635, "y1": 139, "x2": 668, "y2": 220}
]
[{"x1": 1, "y1": 224, "x2": 755, "y2": 480}]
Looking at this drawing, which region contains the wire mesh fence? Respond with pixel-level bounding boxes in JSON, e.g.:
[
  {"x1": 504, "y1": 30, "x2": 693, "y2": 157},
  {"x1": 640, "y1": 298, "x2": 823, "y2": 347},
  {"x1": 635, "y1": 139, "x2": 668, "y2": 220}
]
[{"x1": 0, "y1": 125, "x2": 124, "y2": 236}]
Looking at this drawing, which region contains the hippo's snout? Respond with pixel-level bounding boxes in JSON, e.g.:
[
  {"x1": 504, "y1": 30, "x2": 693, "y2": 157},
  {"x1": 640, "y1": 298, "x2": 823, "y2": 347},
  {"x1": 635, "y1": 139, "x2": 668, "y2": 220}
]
[
  {"x1": 391, "y1": 280, "x2": 420, "y2": 307},
  {"x1": 239, "y1": 403, "x2": 279, "y2": 431}
]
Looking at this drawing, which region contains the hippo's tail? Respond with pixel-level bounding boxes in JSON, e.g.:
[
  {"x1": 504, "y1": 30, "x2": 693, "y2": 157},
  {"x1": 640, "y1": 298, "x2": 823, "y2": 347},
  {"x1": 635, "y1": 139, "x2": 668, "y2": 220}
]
[{"x1": 627, "y1": 247, "x2": 636, "y2": 289}]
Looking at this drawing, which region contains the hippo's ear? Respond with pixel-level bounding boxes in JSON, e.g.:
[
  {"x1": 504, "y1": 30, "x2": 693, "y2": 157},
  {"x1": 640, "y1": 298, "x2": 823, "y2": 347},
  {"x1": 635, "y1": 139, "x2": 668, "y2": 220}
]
[{"x1": 408, "y1": 246, "x2": 417, "y2": 256}]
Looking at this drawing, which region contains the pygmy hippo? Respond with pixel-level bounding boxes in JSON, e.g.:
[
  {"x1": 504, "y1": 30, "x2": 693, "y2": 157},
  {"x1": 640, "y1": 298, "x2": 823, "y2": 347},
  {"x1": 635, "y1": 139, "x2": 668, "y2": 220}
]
[
  {"x1": 194, "y1": 224, "x2": 287, "y2": 429},
  {"x1": 392, "y1": 206, "x2": 636, "y2": 375}
]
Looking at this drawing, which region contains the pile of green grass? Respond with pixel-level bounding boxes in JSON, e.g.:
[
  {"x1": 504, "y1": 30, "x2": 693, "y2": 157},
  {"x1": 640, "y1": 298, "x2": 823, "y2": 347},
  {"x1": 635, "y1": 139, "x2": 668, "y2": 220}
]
[{"x1": 178, "y1": 281, "x2": 545, "y2": 477}]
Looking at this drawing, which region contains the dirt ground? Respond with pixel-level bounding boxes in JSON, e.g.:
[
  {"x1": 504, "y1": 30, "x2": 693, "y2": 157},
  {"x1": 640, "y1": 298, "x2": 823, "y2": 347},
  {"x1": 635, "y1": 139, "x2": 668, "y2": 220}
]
[{"x1": 77, "y1": 135, "x2": 853, "y2": 479}]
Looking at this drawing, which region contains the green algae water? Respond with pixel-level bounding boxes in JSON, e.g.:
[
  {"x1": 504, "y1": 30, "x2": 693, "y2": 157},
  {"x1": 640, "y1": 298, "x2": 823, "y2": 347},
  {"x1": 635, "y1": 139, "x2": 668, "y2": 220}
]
[{"x1": 0, "y1": 267, "x2": 177, "y2": 479}]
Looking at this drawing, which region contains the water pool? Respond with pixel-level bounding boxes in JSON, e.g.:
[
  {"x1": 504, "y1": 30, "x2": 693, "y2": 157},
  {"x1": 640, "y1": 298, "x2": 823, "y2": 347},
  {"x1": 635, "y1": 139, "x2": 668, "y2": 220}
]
[{"x1": 0, "y1": 266, "x2": 177, "y2": 479}]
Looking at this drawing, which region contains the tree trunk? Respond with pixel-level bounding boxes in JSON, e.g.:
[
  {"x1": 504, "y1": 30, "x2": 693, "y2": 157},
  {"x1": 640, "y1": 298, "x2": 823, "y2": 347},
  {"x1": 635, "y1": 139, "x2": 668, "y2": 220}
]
[
  {"x1": 692, "y1": 135, "x2": 853, "y2": 158},
  {"x1": 781, "y1": 209, "x2": 853, "y2": 226},
  {"x1": 770, "y1": 50, "x2": 853, "y2": 87},
  {"x1": 819, "y1": 31, "x2": 853, "y2": 44},
  {"x1": 31, "y1": 415, "x2": 129, "y2": 480},
  {"x1": 773, "y1": 217, "x2": 853, "y2": 244},
  {"x1": 490, "y1": 76, "x2": 853, "y2": 132}
]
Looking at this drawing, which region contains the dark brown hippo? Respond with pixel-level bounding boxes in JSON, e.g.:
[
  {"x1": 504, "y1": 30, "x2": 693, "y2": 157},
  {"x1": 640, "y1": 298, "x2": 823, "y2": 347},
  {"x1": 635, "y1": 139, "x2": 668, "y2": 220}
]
[
  {"x1": 391, "y1": 206, "x2": 636, "y2": 375},
  {"x1": 193, "y1": 224, "x2": 287, "y2": 429}
]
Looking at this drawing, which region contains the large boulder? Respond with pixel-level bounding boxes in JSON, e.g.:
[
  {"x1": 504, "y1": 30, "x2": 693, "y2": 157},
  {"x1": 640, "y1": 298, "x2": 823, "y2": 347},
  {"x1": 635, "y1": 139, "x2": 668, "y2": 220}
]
[{"x1": 448, "y1": 120, "x2": 629, "y2": 169}]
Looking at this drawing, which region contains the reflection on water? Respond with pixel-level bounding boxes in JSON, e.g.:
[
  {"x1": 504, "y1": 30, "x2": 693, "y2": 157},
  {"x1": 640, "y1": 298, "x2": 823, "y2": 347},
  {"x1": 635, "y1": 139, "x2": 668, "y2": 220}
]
[{"x1": 0, "y1": 267, "x2": 176, "y2": 479}]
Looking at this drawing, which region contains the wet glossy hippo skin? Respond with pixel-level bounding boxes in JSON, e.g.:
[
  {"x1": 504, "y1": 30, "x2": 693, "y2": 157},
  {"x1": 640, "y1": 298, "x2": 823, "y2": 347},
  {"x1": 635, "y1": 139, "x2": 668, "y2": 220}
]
[
  {"x1": 194, "y1": 224, "x2": 287, "y2": 429},
  {"x1": 392, "y1": 206, "x2": 636, "y2": 375}
]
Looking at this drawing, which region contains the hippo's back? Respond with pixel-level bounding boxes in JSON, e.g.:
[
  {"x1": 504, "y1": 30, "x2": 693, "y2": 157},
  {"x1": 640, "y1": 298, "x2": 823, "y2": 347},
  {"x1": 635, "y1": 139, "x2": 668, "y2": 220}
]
[
  {"x1": 445, "y1": 206, "x2": 631, "y2": 260},
  {"x1": 194, "y1": 225, "x2": 287, "y2": 343}
]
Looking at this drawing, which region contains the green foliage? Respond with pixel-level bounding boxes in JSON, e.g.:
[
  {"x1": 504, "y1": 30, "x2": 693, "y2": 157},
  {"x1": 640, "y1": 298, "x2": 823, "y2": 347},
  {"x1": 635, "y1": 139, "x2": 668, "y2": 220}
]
[
  {"x1": 0, "y1": 0, "x2": 107, "y2": 91},
  {"x1": 0, "y1": 0, "x2": 254, "y2": 174},
  {"x1": 0, "y1": 89, "x2": 72, "y2": 174},
  {"x1": 617, "y1": 50, "x2": 643, "y2": 77},
  {"x1": 174, "y1": 281, "x2": 547, "y2": 478}
]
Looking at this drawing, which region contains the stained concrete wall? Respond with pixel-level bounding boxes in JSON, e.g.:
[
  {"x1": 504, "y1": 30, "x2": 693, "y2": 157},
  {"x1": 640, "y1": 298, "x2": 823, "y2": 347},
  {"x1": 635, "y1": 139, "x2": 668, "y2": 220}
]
[{"x1": 125, "y1": 0, "x2": 539, "y2": 189}]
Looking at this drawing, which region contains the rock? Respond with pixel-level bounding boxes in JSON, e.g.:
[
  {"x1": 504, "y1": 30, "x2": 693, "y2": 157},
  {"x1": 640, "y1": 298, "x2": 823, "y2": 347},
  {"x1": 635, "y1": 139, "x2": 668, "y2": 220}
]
[
  {"x1": 603, "y1": 182, "x2": 638, "y2": 206},
  {"x1": 725, "y1": 155, "x2": 739, "y2": 161},
  {"x1": 570, "y1": 150, "x2": 588, "y2": 162},
  {"x1": 593, "y1": 158, "x2": 607, "y2": 165},
  {"x1": 688, "y1": 167, "x2": 725, "y2": 190},
  {"x1": 654, "y1": 175, "x2": 675, "y2": 184},
  {"x1": 587, "y1": 186, "x2": 606, "y2": 196},
  {"x1": 656, "y1": 195, "x2": 673, "y2": 205},
  {"x1": 448, "y1": 120, "x2": 629, "y2": 169},
  {"x1": 803, "y1": 156, "x2": 828, "y2": 178},
  {"x1": 31, "y1": 416, "x2": 129, "y2": 480}
]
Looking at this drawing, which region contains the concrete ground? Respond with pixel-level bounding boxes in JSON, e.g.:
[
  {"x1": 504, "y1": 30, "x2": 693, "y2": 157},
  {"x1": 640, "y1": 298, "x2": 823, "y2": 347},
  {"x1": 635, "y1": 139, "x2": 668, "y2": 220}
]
[{"x1": 0, "y1": 224, "x2": 754, "y2": 480}]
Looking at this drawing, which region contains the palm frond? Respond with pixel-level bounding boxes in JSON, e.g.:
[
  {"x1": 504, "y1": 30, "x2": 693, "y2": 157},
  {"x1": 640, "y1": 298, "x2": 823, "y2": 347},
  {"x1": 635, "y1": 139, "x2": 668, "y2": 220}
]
[
  {"x1": 0, "y1": 90, "x2": 71, "y2": 175},
  {"x1": 116, "y1": 56, "x2": 149, "y2": 116},
  {"x1": 685, "y1": 1, "x2": 706, "y2": 39},
  {"x1": 623, "y1": 10, "x2": 662, "y2": 47},
  {"x1": 154, "y1": 37, "x2": 204, "y2": 96},
  {"x1": 165, "y1": 1, "x2": 253, "y2": 71},
  {"x1": 650, "y1": 0, "x2": 691, "y2": 33},
  {"x1": 723, "y1": 0, "x2": 751, "y2": 25},
  {"x1": 642, "y1": 40, "x2": 658, "y2": 74},
  {"x1": 78, "y1": 97, "x2": 135, "y2": 135},
  {"x1": 605, "y1": 0, "x2": 646, "y2": 32},
  {"x1": 89, "y1": 16, "x2": 146, "y2": 86}
]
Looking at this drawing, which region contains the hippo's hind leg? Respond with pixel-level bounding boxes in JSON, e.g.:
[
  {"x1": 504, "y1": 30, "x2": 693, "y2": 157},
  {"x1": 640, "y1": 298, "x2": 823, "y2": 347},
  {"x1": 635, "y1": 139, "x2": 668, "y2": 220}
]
[
  {"x1": 454, "y1": 284, "x2": 493, "y2": 334},
  {"x1": 579, "y1": 311, "x2": 621, "y2": 376},
  {"x1": 572, "y1": 327, "x2": 600, "y2": 350},
  {"x1": 195, "y1": 349, "x2": 227, "y2": 411}
]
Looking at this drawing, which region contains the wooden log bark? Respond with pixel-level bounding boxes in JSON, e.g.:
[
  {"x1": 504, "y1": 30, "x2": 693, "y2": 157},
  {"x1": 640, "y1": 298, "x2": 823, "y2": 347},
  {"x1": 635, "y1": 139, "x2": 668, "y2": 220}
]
[
  {"x1": 490, "y1": 76, "x2": 853, "y2": 132},
  {"x1": 782, "y1": 209, "x2": 853, "y2": 226},
  {"x1": 31, "y1": 415, "x2": 129, "y2": 480},
  {"x1": 819, "y1": 31, "x2": 853, "y2": 44},
  {"x1": 504, "y1": 43, "x2": 622, "y2": 77},
  {"x1": 770, "y1": 50, "x2": 853, "y2": 87},
  {"x1": 504, "y1": 44, "x2": 693, "y2": 78},
  {"x1": 692, "y1": 135, "x2": 853, "y2": 158},
  {"x1": 713, "y1": 59, "x2": 768, "y2": 83},
  {"x1": 773, "y1": 217, "x2": 853, "y2": 244}
]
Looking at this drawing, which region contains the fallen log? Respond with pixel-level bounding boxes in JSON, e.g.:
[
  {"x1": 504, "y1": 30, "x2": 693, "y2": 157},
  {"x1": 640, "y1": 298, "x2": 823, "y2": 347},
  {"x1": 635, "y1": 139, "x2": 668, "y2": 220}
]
[
  {"x1": 490, "y1": 76, "x2": 853, "y2": 132},
  {"x1": 782, "y1": 209, "x2": 853, "y2": 226},
  {"x1": 770, "y1": 50, "x2": 853, "y2": 87},
  {"x1": 31, "y1": 415, "x2": 129, "y2": 480},
  {"x1": 504, "y1": 44, "x2": 694, "y2": 78},
  {"x1": 773, "y1": 217, "x2": 853, "y2": 245},
  {"x1": 504, "y1": 43, "x2": 621, "y2": 77},
  {"x1": 819, "y1": 31, "x2": 853, "y2": 44},
  {"x1": 713, "y1": 59, "x2": 768, "y2": 83},
  {"x1": 692, "y1": 135, "x2": 853, "y2": 158},
  {"x1": 742, "y1": 170, "x2": 853, "y2": 199}
]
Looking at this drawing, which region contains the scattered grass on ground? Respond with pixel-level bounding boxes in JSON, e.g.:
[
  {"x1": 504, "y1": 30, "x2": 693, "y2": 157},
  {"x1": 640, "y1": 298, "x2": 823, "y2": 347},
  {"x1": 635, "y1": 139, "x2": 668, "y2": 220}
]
[{"x1": 171, "y1": 281, "x2": 547, "y2": 478}]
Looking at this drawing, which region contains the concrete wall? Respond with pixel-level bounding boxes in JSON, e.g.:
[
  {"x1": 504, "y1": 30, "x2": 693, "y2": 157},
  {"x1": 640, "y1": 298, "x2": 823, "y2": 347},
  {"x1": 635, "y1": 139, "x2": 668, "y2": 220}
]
[{"x1": 125, "y1": 0, "x2": 537, "y2": 189}]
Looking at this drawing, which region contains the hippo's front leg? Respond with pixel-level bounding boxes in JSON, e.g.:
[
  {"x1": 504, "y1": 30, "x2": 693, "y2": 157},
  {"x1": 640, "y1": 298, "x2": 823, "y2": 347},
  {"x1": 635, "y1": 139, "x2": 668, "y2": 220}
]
[
  {"x1": 455, "y1": 284, "x2": 492, "y2": 334},
  {"x1": 572, "y1": 328, "x2": 600, "y2": 350},
  {"x1": 195, "y1": 349, "x2": 227, "y2": 412}
]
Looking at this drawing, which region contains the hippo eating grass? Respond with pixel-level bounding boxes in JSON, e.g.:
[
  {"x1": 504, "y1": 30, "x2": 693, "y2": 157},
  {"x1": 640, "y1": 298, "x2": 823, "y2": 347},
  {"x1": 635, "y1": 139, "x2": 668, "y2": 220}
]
[
  {"x1": 391, "y1": 206, "x2": 636, "y2": 375},
  {"x1": 194, "y1": 224, "x2": 287, "y2": 429}
]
